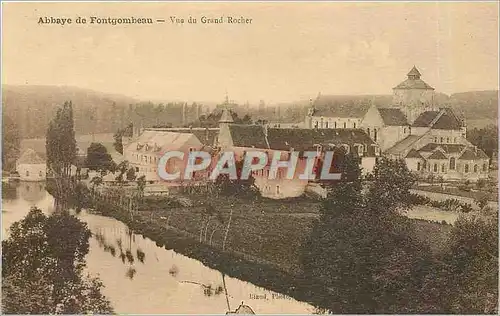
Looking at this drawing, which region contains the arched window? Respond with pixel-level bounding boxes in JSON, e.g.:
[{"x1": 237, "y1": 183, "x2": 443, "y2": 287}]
[
  {"x1": 449, "y1": 157, "x2": 456, "y2": 170},
  {"x1": 367, "y1": 128, "x2": 370, "y2": 137},
  {"x1": 353, "y1": 122, "x2": 356, "y2": 128},
  {"x1": 483, "y1": 163, "x2": 487, "y2": 172},
  {"x1": 446, "y1": 137, "x2": 450, "y2": 143},
  {"x1": 320, "y1": 118, "x2": 324, "y2": 128},
  {"x1": 334, "y1": 121, "x2": 337, "y2": 128},
  {"x1": 433, "y1": 163, "x2": 438, "y2": 172},
  {"x1": 374, "y1": 129, "x2": 378, "y2": 142},
  {"x1": 417, "y1": 162, "x2": 421, "y2": 171},
  {"x1": 464, "y1": 164, "x2": 469, "y2": 173},
  {"x1": 441, "y1": 164, "x2": 445, "y2": 172},
  {"x1": 276, "y1": 185, "x2": 280, "y2": 195},
  {"x1": 39, "y1": 170, "x2": 43, "y2": 177},
  {"x1": 440, "y1": 137, "x2": 444, "y2": 143},
  {"x1": 26, "y1": 170, "x2": 29, "y2": 177},
  {"x1": 343, "y1": 122, "x2": 346, "y2": 128},
  {"x1": 473, "y1": 164, "x2": 478, "y2": 173},
  {"x1": 325, "y1": 121, "x2": 329, "y2": 128}
]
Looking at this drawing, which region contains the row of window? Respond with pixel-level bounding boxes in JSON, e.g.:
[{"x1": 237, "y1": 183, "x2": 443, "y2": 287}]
[
  {"x1": 313, "y1": 120, "x2": 357, "y2": 129},
  {"x1": 433, "y1": 136, "x2": 459, "y2": 144},
  {"x1": 417, "y1": 160, "x2": 488, "y2": 173}
]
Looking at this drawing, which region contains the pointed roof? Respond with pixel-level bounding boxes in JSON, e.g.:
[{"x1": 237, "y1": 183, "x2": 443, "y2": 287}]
[
  {"x1": 407, "y1": 66, "x2": 421, "y2": 78},
  {"x1": 405, "y1": 149, "x2": 423, "y2": 159},
  {"x1": 428, "y1": 150, "x2": 448, "y2": 160},
  {"x1": 412, "y1": 108, "x2": 463, "y2": 130},
  {"x1": 459, "y1": 148, "x2": 489, "y2": 160},
  {"x1": 393, "y1": 66, "x2": 434, "y2": 90},
  {"x1": 219, "y1": 107, "x2": 234, "y2": 123},
  {"x1": 377, "y1": 108, "x2": 408, "y2": 126},
  {"x1": 411, "y1": 111, "x2": 440, "y2": 127},
  {"x1": 17, "y1": 148, "x2": 45, "y2": 165}
]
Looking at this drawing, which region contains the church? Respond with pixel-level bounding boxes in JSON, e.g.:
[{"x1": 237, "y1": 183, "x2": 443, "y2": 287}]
[{"x1": 305, "y1": 66, "x2": 490, "y2": 182}]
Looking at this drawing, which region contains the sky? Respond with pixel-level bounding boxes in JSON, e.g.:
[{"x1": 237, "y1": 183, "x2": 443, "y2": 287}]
[{"x1": 2, "y1": 2, "x2": 499, "y2": 104}]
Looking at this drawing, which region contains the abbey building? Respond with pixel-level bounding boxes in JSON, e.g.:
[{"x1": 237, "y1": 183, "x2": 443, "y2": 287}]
[{"x1": 305, "y1": 66, "x2": 489, "y2": 182}]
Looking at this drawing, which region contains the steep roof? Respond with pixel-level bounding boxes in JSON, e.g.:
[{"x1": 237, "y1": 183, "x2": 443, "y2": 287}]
[
  {"x1": 405, "y1": 149, "x2": 423, "y2": 159},
  {"x1": 428, "y1": 150, "x2": 448, "y2": 160},
  {"x1": 432, "y1": 110, "x2": 463, "y2": 130},
  {"x1": 418, "y1": 143, "x2": 465, "y2": 154},
  {"x1": 163, "y1": 128, "x2": 219, "y2": 146},
  {"x1": 459, "y1": 148, "x2": 489, "y2": 160},
  {"x1": 412, "y1": 109, "x2": 463, "y2": 130},
  {"x1": 385, "y1": 135, "x2": 420, "y2": 155},
  {"x1": 394, "y1": 67, "x2": 434, "y2": 90},
  {"x1": 312, "y1": 96, "x2": 371, "y2": 118},
  {"x1": 125, "y1": 130, "x2": 202, "y2": 153},
  {"x1": 266, "y1": 128, "x2": 376, "y2": 154},
  {"x1": 226, "y1": 125, "x2": 378, "y2": 156},
  {"x1": 412, "y1": 111, "x2": 440, "y2": 127},
  {"x1": 393, "y1": 79, "x2": 434, "y2": 90},
  {"x1": 228, "y1": 125, "x2": 268, "y2": 148},
  {"x1": 17, "y1": 148, "x2": 45, "y2": 165},
  {"x1": 407, "y1": 66, "x2": 421, "y2": 78},
  {"x1": 378, "y1": 108, "x2": 408, "y2": 126}
]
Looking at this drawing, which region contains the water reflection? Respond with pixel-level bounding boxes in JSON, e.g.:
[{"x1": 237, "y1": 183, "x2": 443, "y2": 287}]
[{"x1": 2, "y1": 185, "x2": 315, "y2": 314}]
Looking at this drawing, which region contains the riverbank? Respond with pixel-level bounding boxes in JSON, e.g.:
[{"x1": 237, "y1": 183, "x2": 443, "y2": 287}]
[
  {"x1": 89, "y1": 195, "x2": 333, "y2": 309},
  {"x1": 49, "y1": 181, "x2": 455, "y2": 310}
]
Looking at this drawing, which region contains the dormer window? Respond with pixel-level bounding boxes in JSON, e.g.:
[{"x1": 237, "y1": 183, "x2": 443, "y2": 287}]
[
  {"x1": 342, "y1": 144, "x2": 350, "y2": 154},
  {"x1": 357, "y1": 144, "x2": 363, "y2": 156}
]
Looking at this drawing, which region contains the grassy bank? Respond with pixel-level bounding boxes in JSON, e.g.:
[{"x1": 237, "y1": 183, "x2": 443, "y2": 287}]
[{"x1": 89, "y1": 195, "x2": 333, "y2": 309}]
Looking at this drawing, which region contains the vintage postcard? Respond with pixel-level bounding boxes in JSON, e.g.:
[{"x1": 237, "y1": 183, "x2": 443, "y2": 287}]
[{"x1": 1, "y1": 1, "x2": 498, "y2": 314}]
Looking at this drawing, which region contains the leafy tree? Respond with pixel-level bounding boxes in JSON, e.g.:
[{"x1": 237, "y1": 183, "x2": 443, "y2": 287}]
[
  {"x1": 46, "y1": 101, "x2": 77, "y2": 201},
  {"x1": 2, "y1": 115, "x2": 21, "y2": 171},
  {"x1": 113, "y1": 130, "x2": 124, "y2": 155},
  {"x1": 301, "y1": 153, "x2": 432, "y2": 313},
  {"x1": 115, "y1": 160, "x2": 130, "y2": 184},
  {"x1": 137, "y1": 175, "x2": 146, "y2": 199},
  {"x1": 2, "y1": 208, "x2": 113, "y2": 314},
  {"x1": 214, "y1": 157, "x2": 258, "y2": 197},
  {"x1": 425, "y1": 215, "x2": 498, "y2": 314},
  {"x1": 366, "y1": 157, "x2": 416, "y2": 214},
  {"x1": 126, "y1": 167, "x2": 137, "y2": 181},
  {"x1": 85, "y1": 143, "x2": 116, "y2": 173},
  {"x1": 467, "y1": 124, "x2": 498, "y2": 160}
]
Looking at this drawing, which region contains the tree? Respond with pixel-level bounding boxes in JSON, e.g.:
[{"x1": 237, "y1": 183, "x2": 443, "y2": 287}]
[
  {"x1": 366, "y1": 157, "x2": 416, "y2": 215},
  {"x1": 301, "y1": 153, "x2": 432, "y2": 313},
  {"x1": 214, "y1": 157, "x2": 259, "y2": 198},
  {"x1": 137, "y1": 175, "x2": 146, "y2": 199},
  {"x1": 115, "y1": 160, "x2": 130, "y2": 184},
  {"x1": 425, "y1": 215, "x2": 498, "y2": 314},
  {"x1": 126, "y1": 167, "x2": 136, "y2": 181},
  {"x1": 2, "y1": 208, "x2": 113, "y2": 314},
  {"x1": 85, "y1": 143, "x2": 116, "y2": 173},
  {"x1": 46, "y1": 101, "x2": 77, "y2": 202},
  {"x1": 2, "y1": 115, "x2": 21, "y2": 171},
  {"x1": 113, "y1": 130, "x2": 124, "y2": 155},
  {"x1": 467, "y1": 125, "x2": 498, "y2": 160}
]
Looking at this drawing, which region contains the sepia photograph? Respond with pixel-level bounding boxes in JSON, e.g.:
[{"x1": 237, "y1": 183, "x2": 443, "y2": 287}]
[{"x1": 1, "y1": 1, "x2": 499, "y2": 314}]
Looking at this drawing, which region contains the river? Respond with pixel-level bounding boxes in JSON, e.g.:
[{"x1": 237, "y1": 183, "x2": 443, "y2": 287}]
[{"x1": 2, "y1": 181, "x2": 315, "y2": 314}]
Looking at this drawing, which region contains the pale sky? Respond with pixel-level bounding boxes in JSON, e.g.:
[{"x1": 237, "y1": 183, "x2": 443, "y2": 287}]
[{"x1": 2, "y1": 2, "x2": 499, "y2": 104}]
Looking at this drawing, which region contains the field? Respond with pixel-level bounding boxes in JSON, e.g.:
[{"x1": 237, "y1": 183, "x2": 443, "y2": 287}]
[{"x1": 136, "y1": 194, "x2": 453, "y2": 273}]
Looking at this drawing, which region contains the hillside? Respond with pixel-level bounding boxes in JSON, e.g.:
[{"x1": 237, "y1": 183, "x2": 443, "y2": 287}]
[
  {"x1": 446, "y1": 91, "x2": 498, "y2": 128},
  {"x1": 2, "y1": 85, "x2": 139, "y2": 138}
]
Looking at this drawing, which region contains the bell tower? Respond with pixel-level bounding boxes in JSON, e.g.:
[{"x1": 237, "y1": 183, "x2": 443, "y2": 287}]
[{"x1": 392, "y1": 66, "x2": 435, "y2": 124}]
